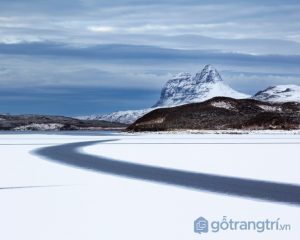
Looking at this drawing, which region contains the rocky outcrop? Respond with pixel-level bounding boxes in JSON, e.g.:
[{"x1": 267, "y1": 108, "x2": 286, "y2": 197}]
[{"x1": 128, "y1": 97, "x2": 300, "y2": 131}]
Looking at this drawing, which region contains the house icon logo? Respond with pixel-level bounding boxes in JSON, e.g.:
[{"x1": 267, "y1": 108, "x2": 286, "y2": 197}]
[{"x1": 194, "y1": 217, "x2": 209, "y2": 234}]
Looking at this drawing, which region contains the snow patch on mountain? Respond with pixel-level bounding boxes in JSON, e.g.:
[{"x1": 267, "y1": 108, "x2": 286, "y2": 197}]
[
  {"x1": 253, "y1": 85, "x2": 300, "y2": 103},
  {"x1": 257, "y1": 105, "x2": 282, "y2": 112},
  {"x1": 211, "y1": 101, "x2": 236, "y2": 110}
]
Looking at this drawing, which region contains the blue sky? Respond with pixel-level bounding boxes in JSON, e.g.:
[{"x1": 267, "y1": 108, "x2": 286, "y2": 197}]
[{"x1": 0, "y1": 0, "x2": 300, "y2": 115}]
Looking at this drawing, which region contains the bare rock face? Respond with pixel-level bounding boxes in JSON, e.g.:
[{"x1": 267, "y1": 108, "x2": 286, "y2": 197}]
[{"x1": 128, "y1": 97, "x2": 300, "y2": 132}]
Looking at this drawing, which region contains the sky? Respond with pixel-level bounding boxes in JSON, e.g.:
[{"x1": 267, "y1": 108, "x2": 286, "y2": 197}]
[{"x1": 0, "y1": 0, "x2": 300, "y2": 116}]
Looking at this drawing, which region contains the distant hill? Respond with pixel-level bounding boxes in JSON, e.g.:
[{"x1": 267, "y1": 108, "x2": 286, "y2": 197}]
[
  {"x1": 128, "y1": 97, "x2": 300, "y2": 132},
  {"x1": 0, "y1": 114, "x2": 126, "y2": 131},
  {"x1": 253, "y1": 85, "x2": 300, "y2": 103}
]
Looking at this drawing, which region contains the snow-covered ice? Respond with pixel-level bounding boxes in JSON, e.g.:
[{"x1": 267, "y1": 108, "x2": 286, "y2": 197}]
[{"x1": 0, "y1": 132, "x2": 299, "y2": 240}]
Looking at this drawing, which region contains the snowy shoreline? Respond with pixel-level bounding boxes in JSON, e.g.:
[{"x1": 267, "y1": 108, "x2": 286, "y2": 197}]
[
  {"x1": 125, "y1": 129, "x2": 300, "y2": 135},
  {"x1": 1, "y1": 128, "x2": 300, "y2": 135}
]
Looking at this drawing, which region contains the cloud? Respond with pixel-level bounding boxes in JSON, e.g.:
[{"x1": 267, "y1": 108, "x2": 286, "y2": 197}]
[
  {"x1": 1, "y1": 1, "x2": 300, "y2": 54},
  {"x1": 1, "y1": 42, "x2": 300, "y2": 67},
  {"x1": 87, "y1": 22, "x2": 236, "y2": 35},
  {"x1": 1, "y1": 0, "x2": 300, "y2": 114},
  {"x1": 87, "y1": 26, "x2": 116, "y2": 33},
  {"x1": 0, "y1": 42, "x2": 299, "y2": 94}
]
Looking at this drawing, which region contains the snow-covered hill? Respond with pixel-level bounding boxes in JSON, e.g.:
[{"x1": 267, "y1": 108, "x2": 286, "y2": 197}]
[
  {"x1": 80, "y1": 109, "x2": 153, "y2": 125},
  {"x1": 153, "y1": 65, "x2": 249, "y2": 107},
  {"x1": 82, "y1": 65, "x2": 250, "y2": 124},
  {"x1": 253, "y1": 85, "x2": 300, "y2": 103}
]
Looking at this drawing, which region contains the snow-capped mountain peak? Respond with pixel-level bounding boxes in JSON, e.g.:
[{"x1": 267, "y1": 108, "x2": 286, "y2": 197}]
[
  {"x1": 153, "y1": 64, "x2": 249, "y2": 107},
  {"x1": 193, "y1": 64, "x2": 223, "y2": 84},
  {"x1": 253, "y1": 84, "x2": 300, "y2": 102}
]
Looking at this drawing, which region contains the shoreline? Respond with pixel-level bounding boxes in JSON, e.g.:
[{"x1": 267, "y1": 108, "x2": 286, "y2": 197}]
[{"x1": 125, "y1": 129, "x2": 300, "y2": 135}]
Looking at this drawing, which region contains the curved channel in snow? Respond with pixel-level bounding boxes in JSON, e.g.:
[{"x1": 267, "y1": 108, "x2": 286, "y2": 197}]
[{"x1": 35, "y1": 140, "x2": 300, "y2": 205}]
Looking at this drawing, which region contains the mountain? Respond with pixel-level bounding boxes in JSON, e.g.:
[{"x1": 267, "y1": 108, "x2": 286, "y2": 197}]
[
  {"x1": 128, "y1": 97, "x2": 300, "y2": 132},
  {"x1": 84, "y1": 65, "x2": 250, "y2": 124},
  {"x1": 253, "y1": 85, "x2": 300, "y2": 103},
  {"x1": 153, "y1": 65, "x2": 249, "y2": 107},
  {"x1": 0, "y1": 114, "x2": 126, "y2": 131}
]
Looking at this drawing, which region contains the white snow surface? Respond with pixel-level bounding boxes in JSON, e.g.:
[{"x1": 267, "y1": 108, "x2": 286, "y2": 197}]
[
  {"x1": 253, "y1": 84, "x2": 300, "y2": 103},
  {"x1": 0, "y1": 132, "x2": 300, "y2": 240}
]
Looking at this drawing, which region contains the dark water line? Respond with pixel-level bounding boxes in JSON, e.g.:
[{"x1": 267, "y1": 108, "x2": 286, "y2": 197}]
[{"x1": 35, "y1": 140, "x2": 300, "y2": 206}]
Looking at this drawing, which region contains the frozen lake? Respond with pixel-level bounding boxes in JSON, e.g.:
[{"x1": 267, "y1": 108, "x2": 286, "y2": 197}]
[{"x1": 0, "y1": 131, "x2": 299, "y2": 240}]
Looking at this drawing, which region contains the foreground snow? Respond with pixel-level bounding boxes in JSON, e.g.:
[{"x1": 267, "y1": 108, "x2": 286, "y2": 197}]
[{"x1": 0, "y1": 132, "x2": 299, "y2": 240}]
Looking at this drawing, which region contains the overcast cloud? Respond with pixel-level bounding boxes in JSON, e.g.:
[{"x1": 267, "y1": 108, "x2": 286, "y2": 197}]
[{"x1": 0, "y1": 0, "x2": 299, "y2": 115}]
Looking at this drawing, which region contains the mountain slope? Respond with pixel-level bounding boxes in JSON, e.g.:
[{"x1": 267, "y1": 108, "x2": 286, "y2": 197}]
[
  {"x1": 128, "y1": 97, "x2": 300, "y2": 131},
  {"x1": 253, "y1": 85, "x2": 300, "y2": 102}
]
